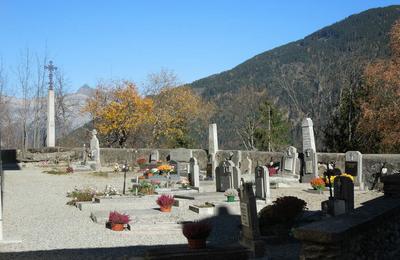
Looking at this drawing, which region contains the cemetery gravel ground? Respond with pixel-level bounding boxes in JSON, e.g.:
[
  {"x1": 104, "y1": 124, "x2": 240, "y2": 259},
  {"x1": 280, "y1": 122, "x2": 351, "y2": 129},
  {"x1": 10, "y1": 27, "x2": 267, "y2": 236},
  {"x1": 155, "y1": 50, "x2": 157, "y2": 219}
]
[{"x1": 0, "y1": 164, "x2": 383, "y2": 259}]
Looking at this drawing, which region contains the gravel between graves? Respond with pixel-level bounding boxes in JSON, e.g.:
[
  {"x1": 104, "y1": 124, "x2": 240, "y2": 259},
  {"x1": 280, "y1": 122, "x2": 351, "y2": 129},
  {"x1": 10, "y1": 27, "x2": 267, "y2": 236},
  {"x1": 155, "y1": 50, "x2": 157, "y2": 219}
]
[{"x1": 0, "y1": 164, "x2": 383, "y2": 259}]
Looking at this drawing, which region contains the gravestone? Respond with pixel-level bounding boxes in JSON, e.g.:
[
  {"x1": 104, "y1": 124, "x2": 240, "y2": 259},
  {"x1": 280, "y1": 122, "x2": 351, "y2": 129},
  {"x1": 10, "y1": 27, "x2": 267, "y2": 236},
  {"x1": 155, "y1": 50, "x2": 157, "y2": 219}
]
[
  {"x1": 281, "y1": 146, "x2": 299, "y2": 176},
  {"x1": 189, "y1": 157, "x2": 200, "y2": 188},
  {"x1": 149, "y1": 150, "x2": 159, "y2": 164},
  {"x1": 215, "y1": 160, "x2": 241, "y2": 192},
  {"x1": 241, "y1": 156, "x2": 252, "y2": 175},
  {"x1": 333, "y1": 175, "x2": 354, "y2": 213},
  {"x1": 302, "y1": 118, "x2": 318, "y2": 178},
  {"x1": 255, "y1": 166, "x2": 270, "y2": 203},
  {"x1": 303, "y1": 149, "x2": 317, "y2": 183},
  {"x1": 208, "y1": 123, "x2": 219, "y2": 179},
  {"x1": 169, "y1": 148, "x2": 192, "y2": 176},
  {"x1": 89, "y1": 129, "x2": 101, "y2": 171},
  {"x1": 345, "y1": 151, "x2": 364, "y2": 190},
  {"x1": 239, "y1": 179, "x2": 265, "y2": 257}
]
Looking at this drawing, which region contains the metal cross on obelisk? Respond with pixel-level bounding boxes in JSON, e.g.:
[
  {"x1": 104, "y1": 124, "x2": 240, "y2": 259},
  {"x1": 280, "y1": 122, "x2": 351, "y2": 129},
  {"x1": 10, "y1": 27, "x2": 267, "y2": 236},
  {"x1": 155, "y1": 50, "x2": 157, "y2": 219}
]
[{"x1": 45, "y1": 61, "x2": 57, "y2": 147}]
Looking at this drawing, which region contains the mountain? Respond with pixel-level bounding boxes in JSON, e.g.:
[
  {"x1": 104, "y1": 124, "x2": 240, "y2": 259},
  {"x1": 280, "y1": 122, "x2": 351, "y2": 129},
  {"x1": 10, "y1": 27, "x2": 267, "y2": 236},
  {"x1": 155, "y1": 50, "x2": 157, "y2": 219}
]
[{"x1": 189, "y1": 5, "x2": 400, "y2": 150}]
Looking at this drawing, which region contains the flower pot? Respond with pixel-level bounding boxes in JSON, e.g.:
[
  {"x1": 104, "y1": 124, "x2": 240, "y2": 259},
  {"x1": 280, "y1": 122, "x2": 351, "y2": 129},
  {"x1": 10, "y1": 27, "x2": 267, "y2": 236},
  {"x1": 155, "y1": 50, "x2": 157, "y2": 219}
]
[
  {"x1": 160, "y1": 206, "x2": 172, "y2": 212},
  {"x1": 147, "y1": 173, "x2": 154, "y2": 177},
  {"x1": 187, "y1": 239, "x2": 206, "y2": 249},
  {"x1": 227, "y1": 195, "x2": 235, "y2": 202},
  {"x1": 111, "y1": 223, "x2": 125, "y2": 231}
]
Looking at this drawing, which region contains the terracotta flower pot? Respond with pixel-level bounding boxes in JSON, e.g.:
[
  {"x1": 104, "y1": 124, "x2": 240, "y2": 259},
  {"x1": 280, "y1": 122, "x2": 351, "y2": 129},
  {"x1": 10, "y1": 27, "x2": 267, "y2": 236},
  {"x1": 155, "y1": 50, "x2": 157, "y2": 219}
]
[
  {"x1": 187, "y1": 239, "x2": 206, "y2": 249},
  {"x1": 160, "y1": 206, "x2": 172, "y2": 212},
  {"x1": 111, "y1": 223, "x2": 125, "y2": 231},
  {"x1": 147, "y1": 173, "x2": 154, "y2": 177}
]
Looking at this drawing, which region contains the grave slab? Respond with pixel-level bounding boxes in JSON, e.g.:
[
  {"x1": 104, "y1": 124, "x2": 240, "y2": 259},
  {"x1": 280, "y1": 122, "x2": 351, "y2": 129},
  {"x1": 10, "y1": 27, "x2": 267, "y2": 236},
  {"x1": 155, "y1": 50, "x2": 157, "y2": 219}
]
[{"x1": 90, "y1": 209, "x2": 162, "y2": 225}]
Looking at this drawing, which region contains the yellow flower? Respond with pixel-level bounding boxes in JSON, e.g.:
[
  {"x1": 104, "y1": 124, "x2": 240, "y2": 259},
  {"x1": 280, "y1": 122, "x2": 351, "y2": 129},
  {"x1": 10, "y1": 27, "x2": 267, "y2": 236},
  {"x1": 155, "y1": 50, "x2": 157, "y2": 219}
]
[
  {"x1": 157, "y1": 164, "x2": 172, "y2": 172},
  {"x1": 326, "y1": 173, "x2": 354, "y2": 184}
]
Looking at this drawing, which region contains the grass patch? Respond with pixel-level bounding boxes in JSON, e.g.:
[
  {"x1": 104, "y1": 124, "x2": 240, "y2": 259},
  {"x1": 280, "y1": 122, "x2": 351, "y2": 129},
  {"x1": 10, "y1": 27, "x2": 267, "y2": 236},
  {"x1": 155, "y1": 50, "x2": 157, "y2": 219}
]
[
  {"x1": 90, "y1": 171, "x2": 109, "y2": 177},
  {"x1": 44, "y1": 169, "x2": 68, "y2": 175}
]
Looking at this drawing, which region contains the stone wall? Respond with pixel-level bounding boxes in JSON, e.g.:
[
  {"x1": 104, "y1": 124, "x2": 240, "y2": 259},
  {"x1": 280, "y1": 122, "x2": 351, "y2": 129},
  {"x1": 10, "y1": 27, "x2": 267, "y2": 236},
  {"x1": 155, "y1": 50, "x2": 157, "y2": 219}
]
[
  {"x1": 18, "y1": 147, "x2": 400, "y2": 188},
  {"x1": 293, "y1": 196, "x2": 400, "y2": 259},
  {"x1": 99, "y1": 148, "x2": 208, "y2": 170}
]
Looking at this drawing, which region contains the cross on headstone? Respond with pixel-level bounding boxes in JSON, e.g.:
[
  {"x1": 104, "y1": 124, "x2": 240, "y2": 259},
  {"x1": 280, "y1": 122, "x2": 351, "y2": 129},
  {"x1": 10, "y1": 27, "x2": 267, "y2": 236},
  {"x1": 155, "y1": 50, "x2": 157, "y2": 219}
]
[{"x1": 45, "y1": 61, "x2": 57, "y2": 90}]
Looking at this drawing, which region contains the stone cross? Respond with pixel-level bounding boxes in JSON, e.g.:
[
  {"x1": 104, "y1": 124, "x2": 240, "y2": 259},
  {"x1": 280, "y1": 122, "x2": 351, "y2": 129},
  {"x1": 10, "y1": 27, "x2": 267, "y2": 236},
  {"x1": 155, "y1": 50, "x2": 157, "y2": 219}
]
[
  {"x1": 45, "y1": 61, "x2": 57, "y2": 147},
  {"x1": 90, "y1": 129, "x2": 101, "y2": 171}
]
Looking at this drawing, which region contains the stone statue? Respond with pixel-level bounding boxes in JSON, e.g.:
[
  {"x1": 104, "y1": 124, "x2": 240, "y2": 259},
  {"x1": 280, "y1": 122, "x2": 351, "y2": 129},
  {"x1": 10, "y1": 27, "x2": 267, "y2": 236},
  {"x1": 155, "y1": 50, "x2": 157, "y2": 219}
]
[{"x1": 90, "y1": 129, "x2": 101, "y2": 170}]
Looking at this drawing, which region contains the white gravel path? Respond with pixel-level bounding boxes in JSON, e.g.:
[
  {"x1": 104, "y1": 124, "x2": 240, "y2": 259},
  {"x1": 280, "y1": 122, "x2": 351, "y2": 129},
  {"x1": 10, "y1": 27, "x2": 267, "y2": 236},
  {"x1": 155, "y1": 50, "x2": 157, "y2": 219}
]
[{"x1": 0, "y1": 164, "x2": 383, "y2": 259}]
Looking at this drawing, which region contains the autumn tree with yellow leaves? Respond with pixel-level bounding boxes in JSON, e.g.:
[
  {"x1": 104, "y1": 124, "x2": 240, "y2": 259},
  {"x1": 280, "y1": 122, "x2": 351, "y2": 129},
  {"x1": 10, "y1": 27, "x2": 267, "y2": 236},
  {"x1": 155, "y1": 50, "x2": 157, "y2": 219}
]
[
  {"x1": 84, "y1": 81, "x2": 153, "y2": 147},
  {"x1": 84, "y1": 74, "x2": 214, "y2": 148}
]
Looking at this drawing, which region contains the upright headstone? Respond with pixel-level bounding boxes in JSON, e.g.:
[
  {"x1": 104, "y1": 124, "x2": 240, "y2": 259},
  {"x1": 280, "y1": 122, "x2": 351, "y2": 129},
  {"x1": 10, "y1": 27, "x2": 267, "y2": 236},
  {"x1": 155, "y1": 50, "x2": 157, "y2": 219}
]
[
  {"x1": 281, "y1": 146, "x2": 299, "y2": 176},
  {"x1": 149, "y1": 150, "x2": 159, "y2": 164},
  {"x1": 241, "y1": 156, "x2": 252, "y2": 175},
  {"x1": 302, "y1": 118, "x2": 318, "y2": 178},
  {"x1": 239, "y1": 180, "x2": 265, "y2": 257},
  {"x1": 189, "y1": 157, "x2": 200, "y2": 188},
  {"x1": 333, "y1": 176, "x2": 354, "y2": 213},
  {"x1": 208, "y1": 123, "x2": 219, "y2": 179},
  {"x1": 45, "y1": 61, "x2": 57, "y2": 147},
  {"x1": 90, "y1": 129, "x2": 101, "y2": 171},
  {"x1": 255, "y1": 166, "x2": 271, "y2": 203},
  {"x1": 216, "y1": 160, "x2": 241, "y2": 191},
  {"x1": 345, "y1": 151, "x2": 364, "y2": 190},
  {"x1": 170, "y1": 148, "x2": 192, "y2": 176}
]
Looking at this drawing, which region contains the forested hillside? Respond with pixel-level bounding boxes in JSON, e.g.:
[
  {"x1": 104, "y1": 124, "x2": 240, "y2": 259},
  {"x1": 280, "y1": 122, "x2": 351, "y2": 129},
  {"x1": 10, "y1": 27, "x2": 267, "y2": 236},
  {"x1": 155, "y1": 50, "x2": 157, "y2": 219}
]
[{"x1": 189, "y1": 5, "x2": 400, "y2": 150}]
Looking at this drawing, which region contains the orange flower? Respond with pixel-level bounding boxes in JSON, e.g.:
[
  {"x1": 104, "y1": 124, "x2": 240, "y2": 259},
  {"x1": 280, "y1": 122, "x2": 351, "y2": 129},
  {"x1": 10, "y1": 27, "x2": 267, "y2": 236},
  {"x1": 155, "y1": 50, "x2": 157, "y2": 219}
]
[
  {"x1": 157, "y1": 164, "x2": 172, "y2": 172},
  {"x1": 310, "y1": 177, "x2": 325, "y2": 190}
]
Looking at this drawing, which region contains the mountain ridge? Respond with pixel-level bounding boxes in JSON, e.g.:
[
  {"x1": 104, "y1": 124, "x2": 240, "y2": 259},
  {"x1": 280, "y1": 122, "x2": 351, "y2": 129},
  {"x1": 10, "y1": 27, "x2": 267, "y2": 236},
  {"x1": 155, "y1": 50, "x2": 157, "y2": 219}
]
[{"x1": 189, "y1": 5, "x2": 400, "y2": 150}]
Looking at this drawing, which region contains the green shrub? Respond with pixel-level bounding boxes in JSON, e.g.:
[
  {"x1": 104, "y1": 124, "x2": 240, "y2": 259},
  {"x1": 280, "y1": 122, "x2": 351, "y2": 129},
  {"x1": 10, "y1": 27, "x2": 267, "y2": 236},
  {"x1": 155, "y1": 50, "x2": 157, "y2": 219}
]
[{"x1": 258, "y1": 196, "x2": 307, "y2": 236}]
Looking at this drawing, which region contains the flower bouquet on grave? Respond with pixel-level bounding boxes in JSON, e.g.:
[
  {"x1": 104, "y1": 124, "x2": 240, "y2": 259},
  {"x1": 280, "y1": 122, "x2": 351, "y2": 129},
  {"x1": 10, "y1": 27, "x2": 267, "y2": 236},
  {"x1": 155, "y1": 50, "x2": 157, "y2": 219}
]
[
  {"x1": 325, "y1": 173, "x2": 354, "y2": 186},
  {"x1": 310, "y1": 177, "x2": 325, "y2": 193},
  {"x1": 136, "y1": 158, "x2": 147, "y2": 169},
  {"x1": 182, "y1": 221, "x2": 213, "y2": 249},
  {"x1": 138, "y1": 181, "x2": 156, "y2": 195},
  {"x1": 107, "y1": 211, "x2": 131, "y2": 231},
  {"x1": 157, "y1": 164, "x2": 173, "y2": 176},
  {"x1": 224, "y1": 188, "x2": 238, "y2": 202},
  {"x1": 179, "y1": 177, "x2": 190, "y2": 189},
  {"x1": 156, "y1": 194, "x2": 175, "y2": 212},
  {"x1": 146, "y1": 168, "x2": 159, "y2": 178}
]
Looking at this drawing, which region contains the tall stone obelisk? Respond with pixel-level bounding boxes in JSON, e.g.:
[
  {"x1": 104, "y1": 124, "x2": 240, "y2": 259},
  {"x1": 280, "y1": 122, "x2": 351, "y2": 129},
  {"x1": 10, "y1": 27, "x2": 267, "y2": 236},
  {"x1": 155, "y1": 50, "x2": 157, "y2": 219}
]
[{"x1": 45, "y1": 61, "x2": 57, "y2": 147}]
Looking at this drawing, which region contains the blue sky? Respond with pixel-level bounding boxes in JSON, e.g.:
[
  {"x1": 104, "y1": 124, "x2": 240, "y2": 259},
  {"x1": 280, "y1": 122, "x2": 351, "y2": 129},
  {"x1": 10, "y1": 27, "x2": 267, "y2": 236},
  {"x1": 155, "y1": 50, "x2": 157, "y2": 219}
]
[{"x1": 1, "y1": 0, "x2": 399, "y2": 93}]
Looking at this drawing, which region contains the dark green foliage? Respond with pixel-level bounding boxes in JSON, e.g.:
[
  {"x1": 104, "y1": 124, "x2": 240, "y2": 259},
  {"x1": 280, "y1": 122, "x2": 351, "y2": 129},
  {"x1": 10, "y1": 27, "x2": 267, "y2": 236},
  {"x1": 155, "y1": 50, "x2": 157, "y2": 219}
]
[
  {"x1": 255, "y1": 101, "x2": 291, "y2": 151},
  {"x1": 190, "y1": 6, "x2": 400, "y2": 150},
  {"x1": 258, "y1": 196, "x2": 307, "y2": 236}
]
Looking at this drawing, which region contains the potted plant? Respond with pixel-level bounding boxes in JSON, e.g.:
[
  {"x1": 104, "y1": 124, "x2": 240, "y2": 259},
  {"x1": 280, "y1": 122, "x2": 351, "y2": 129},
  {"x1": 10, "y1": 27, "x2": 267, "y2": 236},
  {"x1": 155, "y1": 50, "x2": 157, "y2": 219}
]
[
  {"x1": 136, "y1": 158, "x2": 147, "y2": 169},
  {"x1": 310, "y1": 177, "x2": 325, "y2": 193},
  {"x1": 156, "y1": 194, "x2": 175, "y2": 212},
  {"x1": 182, "y1": 221, "x2": 212, "y2": 249},
  {"x1": 224, "y1": 188, "x2": 238, "y2": 202},
  {"x1": 108, "y1": 211, "x2": 131, "y2": 231}
]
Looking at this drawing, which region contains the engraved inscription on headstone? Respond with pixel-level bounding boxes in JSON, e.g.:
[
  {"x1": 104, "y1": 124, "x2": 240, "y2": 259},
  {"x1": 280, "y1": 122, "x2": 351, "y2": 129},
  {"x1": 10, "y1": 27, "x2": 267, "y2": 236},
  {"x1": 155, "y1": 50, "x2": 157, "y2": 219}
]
[{"x1": 240, "y1": 202, "x2": 249, "y2": 227}]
